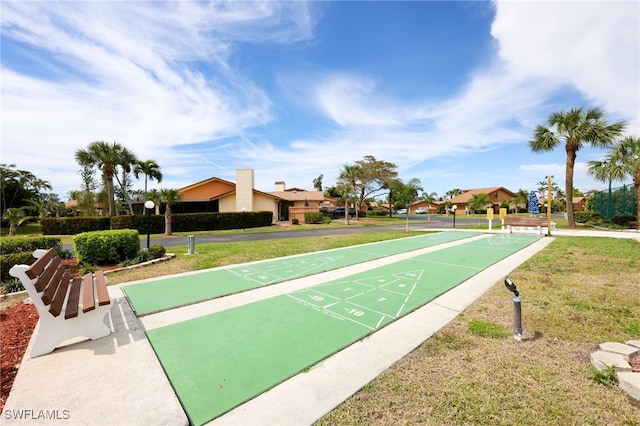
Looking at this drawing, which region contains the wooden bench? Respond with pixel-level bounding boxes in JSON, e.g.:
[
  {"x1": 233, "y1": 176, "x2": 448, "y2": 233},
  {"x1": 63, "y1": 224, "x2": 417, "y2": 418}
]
[
  {"x1": 9, "y1": 247, "x2": 111, "y2": 357},
  {"x1": 502, "y1": 216, "x2": 554, "y2": 235}
]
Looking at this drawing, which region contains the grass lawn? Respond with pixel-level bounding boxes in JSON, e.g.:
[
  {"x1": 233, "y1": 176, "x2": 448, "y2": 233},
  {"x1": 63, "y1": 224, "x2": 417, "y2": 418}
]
[
  {"x1": 316, "y1": 236, "x2": 640, "y2": 425},
  {"x1": 4, "y1": 224, "x2": 639, "y2": 424},
  {"x1": 108, "y1": 231, "x2": 639, "y2": 424}
]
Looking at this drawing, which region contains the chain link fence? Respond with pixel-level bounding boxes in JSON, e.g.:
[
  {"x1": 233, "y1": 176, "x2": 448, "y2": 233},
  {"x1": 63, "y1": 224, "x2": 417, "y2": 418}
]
[{"x1": 592, "y1": 184, "x2": 637, "y2": 221}]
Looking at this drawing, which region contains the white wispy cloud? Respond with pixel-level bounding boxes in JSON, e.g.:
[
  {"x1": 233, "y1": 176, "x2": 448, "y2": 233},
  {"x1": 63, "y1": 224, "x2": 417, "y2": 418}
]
[{"x1": 1, "y1": 1, "x2": 637, "y2": 199}]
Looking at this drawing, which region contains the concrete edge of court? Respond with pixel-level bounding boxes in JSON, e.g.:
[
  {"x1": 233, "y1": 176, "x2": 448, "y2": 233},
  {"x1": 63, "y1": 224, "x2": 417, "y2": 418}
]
[{"x1": 207, "y1": 236, "x2": 555, "y2": 425}]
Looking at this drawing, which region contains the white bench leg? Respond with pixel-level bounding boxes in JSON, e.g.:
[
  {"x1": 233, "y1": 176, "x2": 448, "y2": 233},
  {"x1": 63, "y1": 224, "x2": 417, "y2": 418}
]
[{"x1": 29, "y1": 306, "x2": 111, "y2": 358}]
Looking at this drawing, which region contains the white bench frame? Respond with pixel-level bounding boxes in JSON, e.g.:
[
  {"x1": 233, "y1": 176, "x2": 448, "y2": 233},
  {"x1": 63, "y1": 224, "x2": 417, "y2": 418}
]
[{"x1": 9, "y1": 249, "x2": 111, "y2": 357}]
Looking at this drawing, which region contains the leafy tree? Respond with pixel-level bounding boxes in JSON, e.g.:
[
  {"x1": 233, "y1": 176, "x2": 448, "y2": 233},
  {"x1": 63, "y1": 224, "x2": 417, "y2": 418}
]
[
  {"x1": 75, "y1": 141, "x2": 139, "y2": 216},
  {"x1": 312, "y1": 174, "x2": 324, "y2": 192},
  {"x1": 342, "y1": 155, "x2": 398, "y2": 215},
  {"x1": 510, "y1": 189, "x2": 529, "y2": 214},
  {"x1": 159, "y1": 188, "x2": 182, "y2": 235},
  {"x1": 529, "y1": 107, "x2": 626, "y2": 227},
  {"x1": 75, "y1": 164, "x2": 98, "y2": 216},
  {"x1": 134, "y1": 160, "x2": 163, "y2": 197}
]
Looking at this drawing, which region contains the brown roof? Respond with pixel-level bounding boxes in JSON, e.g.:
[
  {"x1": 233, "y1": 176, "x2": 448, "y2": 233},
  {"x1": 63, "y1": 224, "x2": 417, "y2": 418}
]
[
  {"x1": 269, "y1": 190, "x2": 326, "y2": 202},
  {"x1": 179, "y1": 176, "x2": 236, "y2": 192},
  {"x1": 449, "y1": 187, "x2": 516, "y2": 204}
]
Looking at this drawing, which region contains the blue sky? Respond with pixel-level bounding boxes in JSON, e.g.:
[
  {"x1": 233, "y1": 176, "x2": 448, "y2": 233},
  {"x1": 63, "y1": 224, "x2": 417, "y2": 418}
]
[{"x1": 2, "y1": 1, "x2": 638, "y2": 201}]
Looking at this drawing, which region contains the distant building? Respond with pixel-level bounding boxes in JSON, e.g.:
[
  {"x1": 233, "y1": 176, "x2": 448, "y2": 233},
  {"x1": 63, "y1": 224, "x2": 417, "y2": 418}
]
[{"x1": 175, "y1": 169, "x2": 333, "y2": 222}]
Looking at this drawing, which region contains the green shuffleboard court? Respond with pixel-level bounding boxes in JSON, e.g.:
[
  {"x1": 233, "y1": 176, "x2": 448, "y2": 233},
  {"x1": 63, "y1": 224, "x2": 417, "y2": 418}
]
[
  {"x1": 124, "y1": 231, "x2": 477, "y2": 315},
  {"x1": 146, "y1": 233, "x2": 540, "y2": 425}
]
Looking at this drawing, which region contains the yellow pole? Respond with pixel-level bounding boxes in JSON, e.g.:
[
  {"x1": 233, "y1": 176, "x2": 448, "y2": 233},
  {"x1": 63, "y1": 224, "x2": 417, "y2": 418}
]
[{"x1": 546, "y1": 175, "x2": 552, "y2": 236}]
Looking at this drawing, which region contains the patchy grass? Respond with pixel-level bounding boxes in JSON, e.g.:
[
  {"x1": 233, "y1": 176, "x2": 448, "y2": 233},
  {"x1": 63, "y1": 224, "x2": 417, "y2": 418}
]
[
  {"x1": 316, "y1": 236, "x2": 640, "y2": 425},
  {"x1": 105, "y1": 231, "x2": 430, "y2": 285}
]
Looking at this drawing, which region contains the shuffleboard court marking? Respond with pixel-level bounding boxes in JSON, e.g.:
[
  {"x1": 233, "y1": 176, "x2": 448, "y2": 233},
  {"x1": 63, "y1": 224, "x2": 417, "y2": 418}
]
[
  {"x1": 124, "y1": 231, "x2": 478, "y2": 315},
  {"x1": 145, "y1": 233, "x2": 541, "y2": 425}
]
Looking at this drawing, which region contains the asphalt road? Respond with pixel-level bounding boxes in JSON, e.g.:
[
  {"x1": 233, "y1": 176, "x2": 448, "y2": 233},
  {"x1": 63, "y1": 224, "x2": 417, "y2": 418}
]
[
  {"x1": 66, "y1": 214, "x2": 563, "y2": 251},
  {"x1": 144, "y1": 215, "x2": 473, "y2": 248}
]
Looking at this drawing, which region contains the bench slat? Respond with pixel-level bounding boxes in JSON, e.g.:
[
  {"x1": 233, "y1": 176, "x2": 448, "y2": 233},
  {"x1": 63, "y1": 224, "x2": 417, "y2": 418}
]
[
  {"x1": 41, "y1": 264, "x2": 66, "y2": 305},
  {"x1": 65, "y1": 277, "x2": 82, "y2": 319},
  {"x1": 82, "y1": 273, "x2": 96, "y2": 313},
  {"x1": 34, "y1": 256, "x2": 62, "y2": 292},
  {"x1": 25, "y1": 247, "x2": 57, "y2": 280},
  {"x1": 94, "y1": 271, "x2": 110, "y2": 306},
  {"x1": 49, "y1": 272, "x2": 71, "y2": 317}
]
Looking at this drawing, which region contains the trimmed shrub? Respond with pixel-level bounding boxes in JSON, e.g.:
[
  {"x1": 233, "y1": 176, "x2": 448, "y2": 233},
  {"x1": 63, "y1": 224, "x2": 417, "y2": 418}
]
[
  {"x1": 1, "y1": 252, "x2": 37, "y2": 284},
  {"x1": 611, "y1": 214, "x2": 637, "y2": 227},
  {"x1": 73, "y1": 229, "x2": 140, "y2": 265},
  {"x1": 291, "y1": 218, "x2": 299, "y2": 225},
  {"x1": 148, "y1": 244, "x2": 166, "y2": 259},
  {"x1": 574, "y1": 211, "x2": 600, "y2": 224},
  {"x1": 0, "y1": 236, "x2": 64, "y2": 283},
  {"x1": 304, "y1": 212, "x2": 324, "y2": 224},
  {"x1": 0, "y1": 236, "x2": 62, "y2": 255}
]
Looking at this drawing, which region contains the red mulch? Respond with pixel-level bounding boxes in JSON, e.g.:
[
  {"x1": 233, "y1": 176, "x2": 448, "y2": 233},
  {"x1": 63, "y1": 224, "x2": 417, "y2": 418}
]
[{"x1": 0, "y1": 302, "x2": 38, "y2": 411}]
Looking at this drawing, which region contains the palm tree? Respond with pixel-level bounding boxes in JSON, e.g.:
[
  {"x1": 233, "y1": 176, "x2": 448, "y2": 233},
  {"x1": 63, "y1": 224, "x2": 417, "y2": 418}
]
[
  {"x1": 469, "y1": 193, "x2": 490, "y2": 216},
  {"x1": 159, "y1": 188, "x2": 181, "y2": 235},
  {"x1": 75, "y1": 141, "x2": 138, "y2": 217},
  {"x1": 592, "y1": 136, "x2": 640, "y2": 229},
  {"x1": 3, "y1": 207, "x2": 35, "y2": 236},
  {"x1": 529, "y1": 107, "x2": 626, "y2": 227},
  {"x1": 423, "y1": 191, "x2": 437, "y2": 221},
  {"x1": 511, "y1": 189, "x2": 528, "y2": 214},
  {"x1": 338, "y1": 164, "x2": 362, "y2": 220},
  {"x1": 147, "y1": 189, "x2": 162, "y2": 215},
  {"x1": 587, "y1": 154, "x2": 625, "y2": 221},
  {"x1": 134, "y1": 160, "x2": 163, "y2": 197}
]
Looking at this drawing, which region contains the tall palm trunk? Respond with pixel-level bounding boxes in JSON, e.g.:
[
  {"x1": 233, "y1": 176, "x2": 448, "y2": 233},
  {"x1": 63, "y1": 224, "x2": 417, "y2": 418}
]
[
  {"x1": 164, "y1": 205, "x2": 172, "y2": 235},
  {"x1": 565, "y1": 146, "x2": 577, "y2": 227},
  {"x1": 105, "y1": 173, "x2": 117, "y2": 216}
]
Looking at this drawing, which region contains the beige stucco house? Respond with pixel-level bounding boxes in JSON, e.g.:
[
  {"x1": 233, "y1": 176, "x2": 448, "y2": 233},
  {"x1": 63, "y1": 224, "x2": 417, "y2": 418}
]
[{"x1": 176, "y1": 169, "x2": 332, "y2": 222}]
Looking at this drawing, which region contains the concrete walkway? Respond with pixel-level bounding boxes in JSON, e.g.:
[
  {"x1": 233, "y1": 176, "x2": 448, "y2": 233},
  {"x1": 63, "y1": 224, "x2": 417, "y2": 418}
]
[{"x1": 3, "y1": 229, "x2": 638, "y2": 425}]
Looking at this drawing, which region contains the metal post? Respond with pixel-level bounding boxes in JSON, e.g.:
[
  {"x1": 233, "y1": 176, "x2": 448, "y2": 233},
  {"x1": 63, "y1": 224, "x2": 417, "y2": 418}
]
[
  {"x1": 504, "y1": 276, "x2": 522, "y2": 340},
  {"x1": 144, "y1": 200, "x2": 155, "y2": 250},
  {"x1": 452, "y1": 205, "x2": 457, "y2": 228},
  {"x1": 187, "y1": 235, "x2": 195, "y2": 255},
  {"x1": 546, "y1": 175, "x2": 553, "y2": 236},
  {"x1": 146, "y1": 209, "x2": 151, "y2": 249},
  {"x1": 513, "y1": 295, "x2": 522, "y2": 340}
]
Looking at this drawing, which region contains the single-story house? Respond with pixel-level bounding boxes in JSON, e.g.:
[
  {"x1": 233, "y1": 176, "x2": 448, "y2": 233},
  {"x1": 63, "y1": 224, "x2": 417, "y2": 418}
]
[
  {"x1": 448, "y1": 187, "x2": 517, "y2": 214},
  {"x1": 409, "y1": 201, "x2": 439, "y2": 213},
  {"x1": 175, "y1": 169, "x2": 333, "y2": 222}
]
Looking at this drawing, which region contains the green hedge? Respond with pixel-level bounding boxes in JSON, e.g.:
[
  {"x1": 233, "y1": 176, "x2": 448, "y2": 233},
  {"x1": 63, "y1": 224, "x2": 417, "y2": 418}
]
[
  {"x1": 611, "y1": 214, "x2": 637, "y2": 227},
  {"x1": 574, "y1": 211, "x2": 601, "y2": 224},
  {"x1": 41, "y1": 217, "x2": 111, "y2": 235},
  {"x1": 42, "y1": 211, "x2": 274, "y2": 235},
  {"x1": 73, "y1": 229, "x2": 140, "y2": 265},
  {"x1": 0, "y1": 236, "x2": 63, "y2": 283}
]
